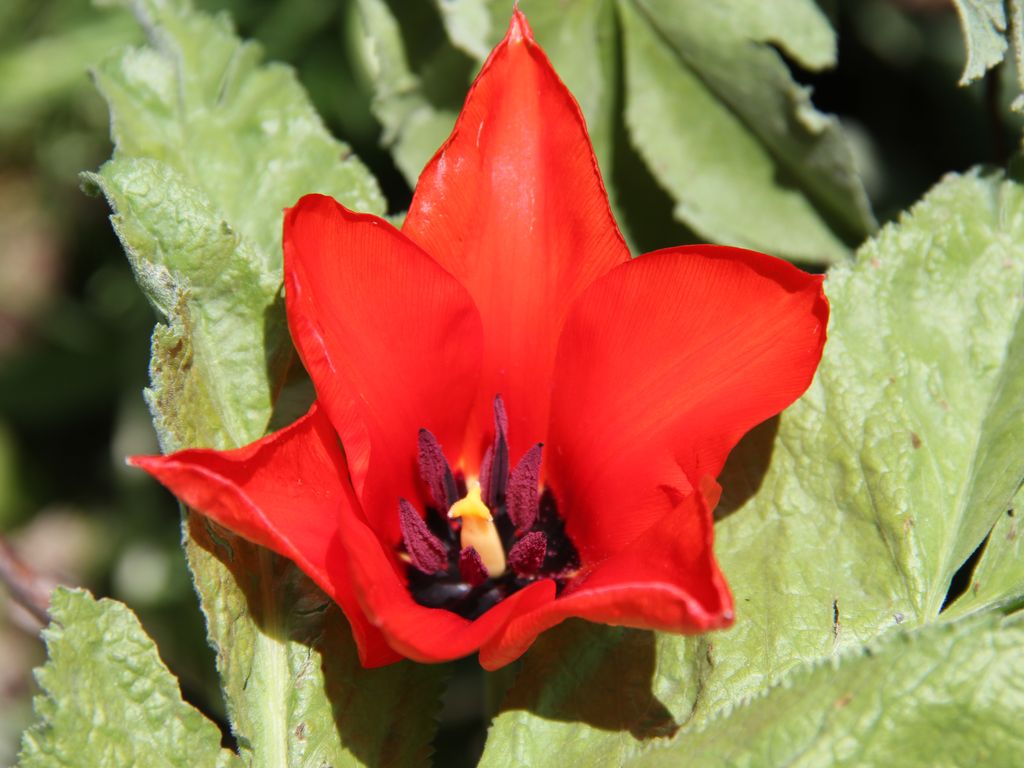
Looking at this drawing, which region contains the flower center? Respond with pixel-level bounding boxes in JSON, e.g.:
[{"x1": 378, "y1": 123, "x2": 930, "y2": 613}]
[{"x1": 397, "y1": 395, "x2": 579, "y2": 619}]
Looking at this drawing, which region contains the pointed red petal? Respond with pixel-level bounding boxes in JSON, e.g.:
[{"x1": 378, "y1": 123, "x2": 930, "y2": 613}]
[
  {"x1": 284, "y1": 194, "x2": 483, "y2": 543},
  {"x1": 547, "y1": 246, "x2": 827, "y2": 560},
  {"x1": 130, "y1": 403, "x2": 400, "y2": 667},
  {"x1": 402, "y1": 9, "x2": 630, "y2": 468},
  {"x1": 481, "y1": 480, "x2": 732, "y2": 670}
]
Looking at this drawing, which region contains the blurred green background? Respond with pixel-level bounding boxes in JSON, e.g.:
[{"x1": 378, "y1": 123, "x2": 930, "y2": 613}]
[{"x1": 0, "y1": 0, "x2": 1014, "y2": 764}]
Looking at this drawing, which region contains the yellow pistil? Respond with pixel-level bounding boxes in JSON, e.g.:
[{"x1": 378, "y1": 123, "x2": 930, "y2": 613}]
[{"x1": 448, "y1": 482, "x2": 506, "y2": 577}]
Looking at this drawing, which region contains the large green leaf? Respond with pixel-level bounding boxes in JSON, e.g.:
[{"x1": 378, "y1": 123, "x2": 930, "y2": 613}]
[
  {"x1": 19, "y1": 588, "x2": 239, "y2": 768},
  {"x1": 414, "y1": 0, "x2": 874, "y2": 263},
  {"x1": 85, "y1": 1, "x2": 445, "y2": 766},
  {"x1": 628, "y1": 613, "x2": 1024, "y2": 767},
  {"x1": 479, "y1": 169, "x2": 1024, "y2": 764},
  {"x1": 619, "y1": 0, "x2": 873, "y2": 263}
]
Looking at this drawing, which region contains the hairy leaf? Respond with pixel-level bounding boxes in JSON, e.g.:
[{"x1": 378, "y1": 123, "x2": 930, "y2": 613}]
[
  {"x1": 480, "y1": 170, "x2": 1024, "y2": 764},
  {"x1": 629, "y1": 613, "x2": 1024, "y2": 767},
  {"x1": 19, "y1": 588, "x2": 239, "y2": 768},
  {"x1": 86, "y1": 1, "x2": 445, "y2": 766},
  {"x1": 953, "y1": 0, "x2": 1008, "y2": 83}
]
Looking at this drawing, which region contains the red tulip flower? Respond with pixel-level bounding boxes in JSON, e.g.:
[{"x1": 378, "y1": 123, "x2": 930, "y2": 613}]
[{"x1": 132, "y1": 10, "x2": 828, "y2": 669}]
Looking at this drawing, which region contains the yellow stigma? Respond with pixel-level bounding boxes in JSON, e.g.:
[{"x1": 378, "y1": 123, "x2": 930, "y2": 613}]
[{"x1": 448, "y1": 482, "x2": 506, "y2": 577}]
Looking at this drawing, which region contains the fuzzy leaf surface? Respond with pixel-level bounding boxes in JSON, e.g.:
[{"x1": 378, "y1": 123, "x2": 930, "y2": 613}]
[
  {"x1": 629, "y1": 614, "x2": 1024, "y2": 767},
  {"x1": 951, "y1": 0, "x2": 1024, "y2": 108},
  {"x1": 19, "y1": 588, "x2": 239, "y2": 768},
  {"x1": 953, "y1": 0, "x2": 1010, "y2": 83}
]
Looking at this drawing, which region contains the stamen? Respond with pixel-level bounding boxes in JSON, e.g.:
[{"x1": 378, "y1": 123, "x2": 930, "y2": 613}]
[
  {"x1": 509, "y1": 531, "x2": 547, "y2": 577},
  {"x1": 448, "y1": 483, "x2": 507, "y2": 577},
  {"x1": 493, "y1": 393, "x2": 509, "y2": 436},
  {"x1": 403, "y1": 399, "x2": 581, "y2": 619},
  {"x1": 418, "y1": 429, "x2": 458, "y2": 510},
  {"x1": 398, "y1": 498, "x2": 447, "y2": 574},
  {"x1": 479, "y1": 443, "x2": 493, "y2": 503},
  {"x1": 484, "y1": 395, "x2": 509, "y2": 507},
  {"x1": 459, "y1": 547, "x2": 489, "y2": 586},
  {"x1": 507, "y1": 443, "x2": 542, "y2": 532}
]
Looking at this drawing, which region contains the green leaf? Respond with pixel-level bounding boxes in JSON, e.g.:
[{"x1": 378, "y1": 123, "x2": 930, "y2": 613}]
[
  {"x1": 92, "y1": 0, "x2": 383, "y2": 281},
  {"x1": 87, "y1": 156, "x2": 290, "y2": 451},
  {"x1": 953, "y1": 0, "x2": 1010, "y2": 84},
  {"x1": 480, "y1": 169, "x2": 1024, "y2": 764},
  {"x1": 432, "y1": 0, "x2": 493, "y2": 61},
  {"x1": 618, "y1": 0, "x2": 872, "y2": 263},
  {"x1": 945, "y1": 484, "x2": 1024, "y2": 620},
  {"x1": 19, "y1": 588, "x2": 239, "y2": 768},
  {"x1": 430, "y1": 0, "x2": 873, "y2": 263},
  {"x1": 628, "y1": 613, "x2": 1024, "y2": 767},
  {"x1": 183, "y1": 520, "x2": 446, "y2": 768},
  {"x1": 353, "y1": 0, "x2": 471, "y2": 186},
  {"x1": 87, "y1": 1, "x2": 445, "y2": 766},
  {"x1": 951, "y1": 1, "x2": 1024, "y2": 109}
]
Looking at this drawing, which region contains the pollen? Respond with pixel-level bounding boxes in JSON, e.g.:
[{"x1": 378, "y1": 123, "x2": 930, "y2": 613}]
[{"x1": 449, "y1": 482, "x2": 506, "y2": 577}]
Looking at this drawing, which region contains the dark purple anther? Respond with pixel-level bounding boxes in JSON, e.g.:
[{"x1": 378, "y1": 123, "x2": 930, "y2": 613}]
[
  {"x1": 479, "y1": 443, "x2": 493, "y2": 501},
  {"x1": 507, "y1": 443, "x2": 542, "y2": 532},
  {"x1": 492, "y1": 393, "x2": 509, "y2": 436},
  {"x1": 509, "y1": 532, "x2": 547, "y2": 577},
  {"x1": 485, "y1": 395, "x2": 509, "y2": 507},
  {"x1": 418, "y1": 429, "x2": 457, "y2": 510},
  {"x1": 399, "y1": 498, "x2": 448, "y2": 574},
  {"x1": 459, "y1": 546, "x2": 489, "y2": 586}
]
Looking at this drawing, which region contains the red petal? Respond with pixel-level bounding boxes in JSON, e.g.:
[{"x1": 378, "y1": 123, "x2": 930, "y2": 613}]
[
  {"x1": 401, "y1": 10, "x2": 630, "y2": 468},
  {"x1": 481, "y1": 480, "x2": 732, "y2": 670},
  {"x1": 547, "y1": 246, "x2": 827, "y2": 560},
  {"x1": 284, "y1": 195, "x2": 483, "y2": 543},
  {"x1": 334, "y1": 490, "x2": 556, "y2": 663},
  {"x1": 130, "y1": 403, "x2": 400, "y2": 667}
]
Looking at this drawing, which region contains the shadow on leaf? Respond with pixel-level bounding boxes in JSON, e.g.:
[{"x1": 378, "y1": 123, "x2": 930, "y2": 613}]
[
  {"x1": 715, "y1": 415, "x2": 779, "y2": 522},
  {"x1": 185, "y1": 514, "x2": 445, "y2": 767},
  {"x1": 498, "y1": 619, "x2": 678, "y2": 740}
]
